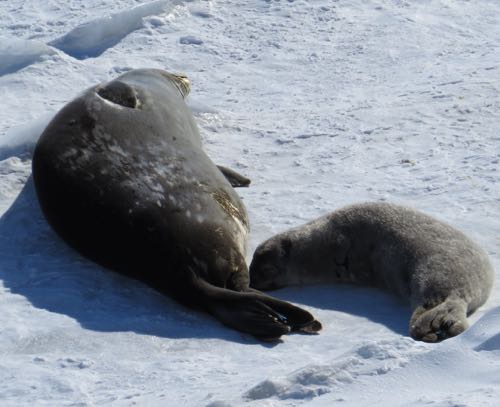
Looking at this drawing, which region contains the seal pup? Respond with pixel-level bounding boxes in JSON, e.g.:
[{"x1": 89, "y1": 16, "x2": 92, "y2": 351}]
[
  {"x1": 250, "y1": 202, "x2": 494, "y2": 342},
  {"x1": 32, "y1": 69, "x2": 320, "y2": 340}
]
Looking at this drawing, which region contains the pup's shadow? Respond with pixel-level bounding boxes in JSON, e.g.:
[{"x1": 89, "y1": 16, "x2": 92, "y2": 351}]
[
  {"x1": 0, "y1": 178, "x2": 273, "y2": 345},
  {"x1": 271, "y1": 284, "x2": 410, "y2": 337}
]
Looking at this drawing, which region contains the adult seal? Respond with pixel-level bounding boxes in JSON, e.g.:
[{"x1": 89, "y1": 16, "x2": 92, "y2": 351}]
[
  {"x1": 32, "y1": 69, "x2": 320, "y2": 340},
  {"x1": 250, "y1": 202, "x2": 494, "y2": 342}
]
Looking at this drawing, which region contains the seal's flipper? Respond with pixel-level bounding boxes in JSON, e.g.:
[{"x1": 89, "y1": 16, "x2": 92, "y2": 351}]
[
  {"x1": 210, "y1": 295, "x2": 292, "y2": 340},
  {"x1": 193, "y1": 277, "x2": 319, "y2": 340},
  {"x1": 217, "y1": 165, "x2": 251, "y2": 188},
  {"x1": 248, "y1": 288, "x2": 322, "y2": 334},
  {"x1": 409, "y1": 296, "x2": 468, "y2": 342}
]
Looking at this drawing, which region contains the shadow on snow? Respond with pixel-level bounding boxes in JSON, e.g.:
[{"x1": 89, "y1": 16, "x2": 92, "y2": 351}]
[
  {"x1": 269, "y1": 285, "x2": 410, "y2": 337},
  {"x1": 0, "y1": 178, "x2": 280, "y2": 346},
  {"x1": 0, "y1": 178, "x2": 409, "y2": 343}
]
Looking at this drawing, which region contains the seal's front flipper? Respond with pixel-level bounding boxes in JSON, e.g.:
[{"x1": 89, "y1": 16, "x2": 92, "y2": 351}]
[{"x1": 217, "y1": 165, "x2": 251, "y2": 188}]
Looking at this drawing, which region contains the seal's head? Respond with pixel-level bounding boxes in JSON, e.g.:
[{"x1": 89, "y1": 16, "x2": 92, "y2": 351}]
[
  {"x1": 249, "y1": 236, "x2": 293, "y2": 290},
  {"x1": 95, "y1": 69, "x2": 191, "y2": 109}
]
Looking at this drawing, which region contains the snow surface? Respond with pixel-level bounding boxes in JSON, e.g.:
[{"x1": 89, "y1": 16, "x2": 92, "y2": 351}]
[
  {"x1": 1, "y1": 0, "x2": 499, "y2": 406},
  {"x1": 0, "y1": 37, "x2": 55, "y2": 76}
]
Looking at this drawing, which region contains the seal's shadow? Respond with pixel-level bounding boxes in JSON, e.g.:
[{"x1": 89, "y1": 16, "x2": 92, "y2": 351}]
[
  {"x1": 1, "y1": 178, "x2": 409, "y2": 342},
  {"x1": 271, "y1": 285, "x2": 410, "y2": 337},
  {"x1": 0, "y1": 178, "x2": 270, "y2": 344}
]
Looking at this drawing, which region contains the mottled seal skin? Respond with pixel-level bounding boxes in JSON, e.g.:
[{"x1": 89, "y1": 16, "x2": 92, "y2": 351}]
[
  {"x1": 32, "y1": 69, "x2": 320, "y2": 340},
  {"x1": 250, "y1": 202, "x2": 494, "y2": 342}
]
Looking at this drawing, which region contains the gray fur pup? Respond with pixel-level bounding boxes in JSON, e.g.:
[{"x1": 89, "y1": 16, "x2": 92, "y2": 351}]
[{"x1": 250, "y1": 202, "x2": 494, "y2": 342}]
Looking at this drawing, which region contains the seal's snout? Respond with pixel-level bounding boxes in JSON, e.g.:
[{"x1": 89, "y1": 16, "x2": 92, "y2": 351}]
[
  {"x1": 173, "y1": 74, "x2": 191, "y2": 98},
  {"x1": 249, "y1": 247, "x2": 285, "y2": 291},
  {"x1": 160, "y1": 72, "x2": 190, "y2": 98}
]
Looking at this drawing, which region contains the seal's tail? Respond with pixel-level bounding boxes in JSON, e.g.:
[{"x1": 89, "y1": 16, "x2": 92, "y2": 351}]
[{"x1": 191, "y1": 276, "x2": 321, "y2": 341}]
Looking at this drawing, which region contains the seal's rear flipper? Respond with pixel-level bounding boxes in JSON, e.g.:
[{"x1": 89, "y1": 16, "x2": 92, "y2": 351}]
[
  {"x1": 249, "y1": 289, "x2": 322, "y2": 334},
  {"x1": 409, "y1": 296, "x2": 468, "y2": 342},
  {"x1": 210, "y1": 296, "x2": 292, "y2": 341},
  {"x1": 191, "y1": 275, "x2": 319, "y2": 340},
  {"x1": 211, "y1": 291, "x2": 321, "y2": 340},
  {"x1": 217, "y1": 165, "x2": 251, "y2": 188}
]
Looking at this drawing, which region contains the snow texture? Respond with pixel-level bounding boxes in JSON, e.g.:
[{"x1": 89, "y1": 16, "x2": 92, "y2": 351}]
[
  {"x1": 49, "y1": 0, "x2": 185, "y2": 59},
  {"x1": 0, "y1": 37, "x2": 54, "y2": 75},
  {"x1": 0, "y1": 0, "x2": 499, "y2": 406}
]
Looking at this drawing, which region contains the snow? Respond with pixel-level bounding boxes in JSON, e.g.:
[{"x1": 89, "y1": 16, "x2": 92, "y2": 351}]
[
  {"x1": 49, "y1": 0, "x2": 184, "y2": 59},
  {"x1": 0, "y1": 0, "x2": 499, "y2": 406},
  {"x1": 0, "y1": 37, "x2": 54, "y2": 76}
]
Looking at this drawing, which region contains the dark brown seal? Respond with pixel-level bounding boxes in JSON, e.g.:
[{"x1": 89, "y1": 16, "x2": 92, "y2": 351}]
[{"x1": 32, "y1": 69, "x2": 321, "y2": 340}]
